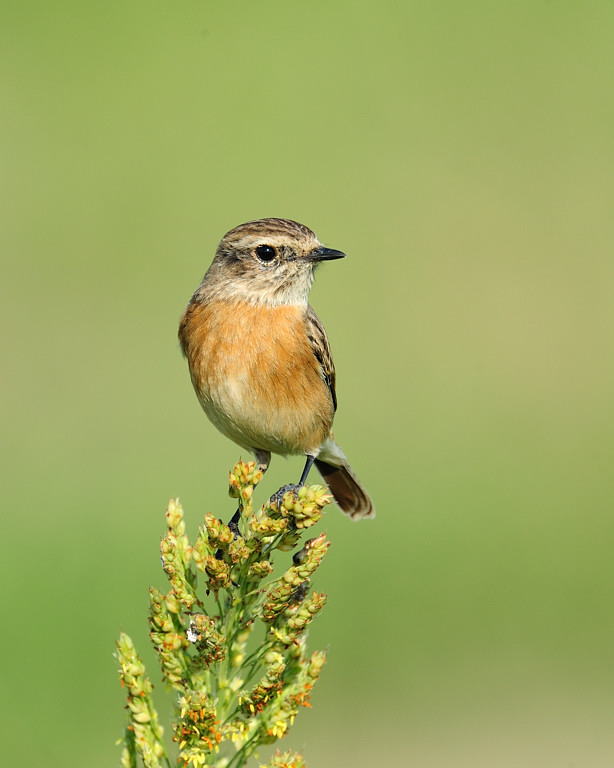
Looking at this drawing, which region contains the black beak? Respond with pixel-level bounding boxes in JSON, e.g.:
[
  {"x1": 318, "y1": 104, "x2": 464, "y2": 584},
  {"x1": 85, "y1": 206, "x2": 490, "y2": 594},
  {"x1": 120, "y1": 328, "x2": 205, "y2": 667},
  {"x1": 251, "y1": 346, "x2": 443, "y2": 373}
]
[{"x1": 309, "y1": 246, "x2": 346, "y2": 262}]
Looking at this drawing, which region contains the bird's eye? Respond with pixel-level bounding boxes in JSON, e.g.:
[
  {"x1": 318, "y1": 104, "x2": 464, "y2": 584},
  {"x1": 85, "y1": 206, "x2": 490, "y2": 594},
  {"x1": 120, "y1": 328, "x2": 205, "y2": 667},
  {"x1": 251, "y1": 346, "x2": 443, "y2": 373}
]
[{"x1": 255, "y1": 244, "x2": 277, "y2": 262}]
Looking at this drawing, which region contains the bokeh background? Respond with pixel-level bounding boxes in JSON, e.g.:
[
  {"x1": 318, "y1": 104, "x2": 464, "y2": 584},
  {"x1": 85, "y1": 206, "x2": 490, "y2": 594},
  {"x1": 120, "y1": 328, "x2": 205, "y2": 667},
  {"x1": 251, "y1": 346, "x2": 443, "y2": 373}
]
[{"x1": 2, "y1": 2, "x2": 614, "y2": 766}]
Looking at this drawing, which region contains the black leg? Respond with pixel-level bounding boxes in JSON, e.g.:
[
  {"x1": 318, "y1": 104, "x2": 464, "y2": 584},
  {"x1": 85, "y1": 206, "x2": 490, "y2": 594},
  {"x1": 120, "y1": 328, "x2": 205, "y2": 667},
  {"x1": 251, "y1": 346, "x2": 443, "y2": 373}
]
[
  {"x1": 227, "y1": 450, "x2": 271, "y2": 529},
  {"x1": 298, "y1": 454, "x2": 316, "y2": 487},
  {"x1": 217, "y1": 453, "x2": 271, "y2": 560}
]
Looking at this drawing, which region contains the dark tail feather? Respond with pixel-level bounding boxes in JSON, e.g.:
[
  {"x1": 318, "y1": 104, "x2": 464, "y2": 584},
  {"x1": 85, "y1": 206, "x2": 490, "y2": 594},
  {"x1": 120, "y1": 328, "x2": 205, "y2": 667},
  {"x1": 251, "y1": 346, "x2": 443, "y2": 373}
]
[{"x1": 314, "y1": 458, "x2": 375, "y2": 520}]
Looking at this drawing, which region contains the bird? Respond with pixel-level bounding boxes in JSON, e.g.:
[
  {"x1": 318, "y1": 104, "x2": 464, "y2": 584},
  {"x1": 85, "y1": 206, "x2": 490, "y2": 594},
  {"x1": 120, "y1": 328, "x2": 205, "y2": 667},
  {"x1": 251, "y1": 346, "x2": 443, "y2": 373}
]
[{"x1": 178, "y1": 217, "x2": 374, "y2": 520}]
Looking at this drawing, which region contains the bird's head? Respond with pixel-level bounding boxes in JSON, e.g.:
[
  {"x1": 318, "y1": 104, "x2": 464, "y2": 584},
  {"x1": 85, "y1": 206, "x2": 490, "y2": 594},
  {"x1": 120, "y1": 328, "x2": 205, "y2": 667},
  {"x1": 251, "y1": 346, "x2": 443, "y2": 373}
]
[{"x1": 197, "y1": 218, "x2": 345, "y2": 306}]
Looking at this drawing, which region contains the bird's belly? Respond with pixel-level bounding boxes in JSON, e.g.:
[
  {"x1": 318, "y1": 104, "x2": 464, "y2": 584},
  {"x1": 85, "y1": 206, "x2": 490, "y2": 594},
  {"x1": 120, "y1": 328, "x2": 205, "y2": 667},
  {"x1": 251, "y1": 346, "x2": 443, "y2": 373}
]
[{"x1": 185, "y1": 301, "x2": 333, "y2": 455}]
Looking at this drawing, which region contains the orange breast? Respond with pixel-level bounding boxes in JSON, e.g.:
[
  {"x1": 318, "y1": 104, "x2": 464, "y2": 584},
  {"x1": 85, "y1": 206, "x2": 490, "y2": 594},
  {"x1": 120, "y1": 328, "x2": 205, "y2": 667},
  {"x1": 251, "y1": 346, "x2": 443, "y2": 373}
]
[{"x1": 179, "y1": 300, "x2": 334, "y2": 456}]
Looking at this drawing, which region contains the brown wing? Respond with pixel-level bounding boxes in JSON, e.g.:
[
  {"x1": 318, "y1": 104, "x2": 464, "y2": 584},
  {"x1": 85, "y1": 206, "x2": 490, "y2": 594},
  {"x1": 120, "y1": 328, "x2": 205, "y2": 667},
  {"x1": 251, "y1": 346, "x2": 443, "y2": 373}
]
[{"x1": 305, "y1": 305, "x2": 337, "y2": 412}]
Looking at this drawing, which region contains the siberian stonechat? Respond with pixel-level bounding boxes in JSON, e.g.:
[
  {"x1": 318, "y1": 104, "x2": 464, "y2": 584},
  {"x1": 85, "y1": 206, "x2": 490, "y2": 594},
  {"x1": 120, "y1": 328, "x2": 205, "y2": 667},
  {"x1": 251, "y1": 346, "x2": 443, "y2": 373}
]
[{"x1": 178, "y1": 218, "x2": 374, "y2": 520}]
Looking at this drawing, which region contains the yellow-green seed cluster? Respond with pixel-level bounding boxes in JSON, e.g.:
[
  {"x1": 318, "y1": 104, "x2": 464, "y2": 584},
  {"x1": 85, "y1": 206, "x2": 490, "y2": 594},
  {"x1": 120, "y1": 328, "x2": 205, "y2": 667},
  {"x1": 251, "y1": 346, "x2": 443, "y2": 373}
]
[
  {"x1": 116, "y1": 632, "x2": 167, "y2": 768},
  {"x1": 174, "y1": 690, "x2": 222, "y2": 760},
  {"x1": 148, "y1": 586, "x2": 189, "y2": 689},
  {"x1": 261, "y1": 750, "x2": 307, "y2": 768},
  {"x1": 266, "y1": 486, "x2": 332, "y2": 530}
]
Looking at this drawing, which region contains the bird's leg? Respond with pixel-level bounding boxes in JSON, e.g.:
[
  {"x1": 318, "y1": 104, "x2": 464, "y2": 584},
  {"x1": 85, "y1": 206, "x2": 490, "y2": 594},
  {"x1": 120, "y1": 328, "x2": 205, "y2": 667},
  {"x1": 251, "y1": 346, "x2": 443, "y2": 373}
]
[
  {"x1": 216, "y1": 450, "x2": 271, "y2": 560},
  {"x1": 269, "y1": 454, "x2": 316, "y2": 507},
  {"x1": 298, "y1": 454, "x2": 316, "y2": 486},
  {"x1": 219, "y1": 453, "x2": 316, "y2": 557}
]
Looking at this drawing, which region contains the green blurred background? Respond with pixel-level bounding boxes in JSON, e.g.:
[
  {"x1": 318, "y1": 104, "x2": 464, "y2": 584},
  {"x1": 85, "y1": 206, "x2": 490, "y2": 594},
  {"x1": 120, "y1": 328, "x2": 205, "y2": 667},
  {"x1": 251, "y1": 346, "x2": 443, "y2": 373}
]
[{"x1": 2, "y1": 2, "x2": 614, "y2": 766}]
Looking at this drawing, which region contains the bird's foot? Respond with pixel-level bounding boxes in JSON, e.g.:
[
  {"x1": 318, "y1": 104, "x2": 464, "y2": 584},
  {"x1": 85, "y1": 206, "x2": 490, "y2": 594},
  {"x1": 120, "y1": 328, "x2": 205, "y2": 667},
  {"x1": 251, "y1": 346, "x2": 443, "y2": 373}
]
[{"x1": 269, "y1": 483, "x2": 302, "y2": 509}]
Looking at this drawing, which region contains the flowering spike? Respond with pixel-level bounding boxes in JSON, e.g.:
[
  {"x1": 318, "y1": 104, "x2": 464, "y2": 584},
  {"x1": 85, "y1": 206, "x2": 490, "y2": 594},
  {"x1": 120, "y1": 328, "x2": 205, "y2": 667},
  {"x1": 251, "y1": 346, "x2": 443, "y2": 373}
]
[
  {"x1": 115, "y1": 632, "x2": 167, "y2": 767},
  {"x1": 117, "y1": 461, "x2": 335, "y2": 767},
  {"x1": 261, "y1": 750, "x2": 307, "y2": 768}
]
